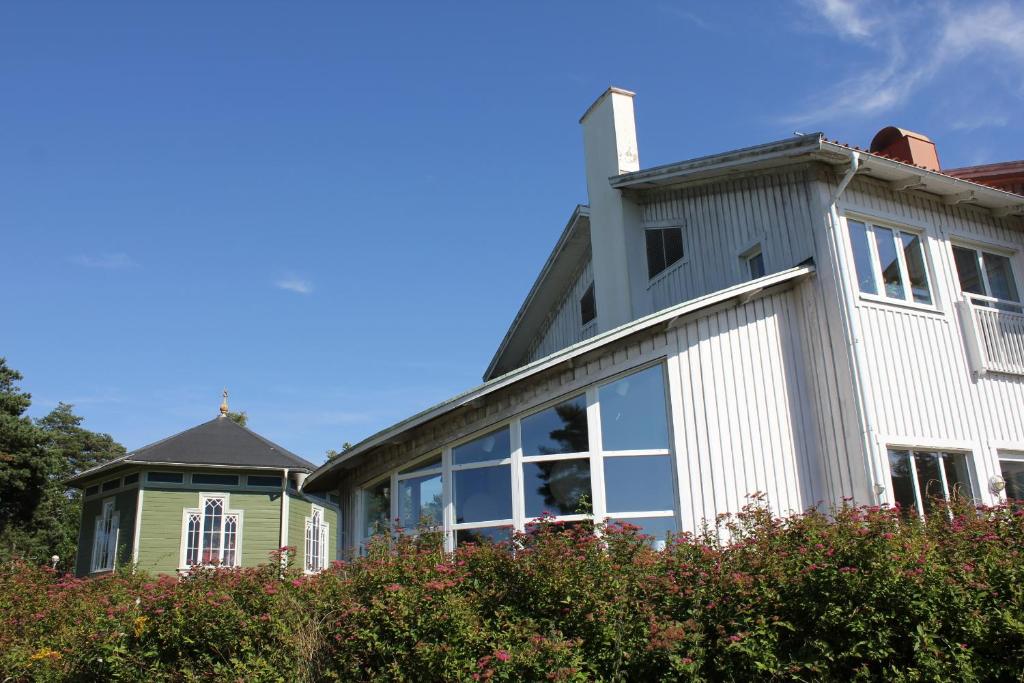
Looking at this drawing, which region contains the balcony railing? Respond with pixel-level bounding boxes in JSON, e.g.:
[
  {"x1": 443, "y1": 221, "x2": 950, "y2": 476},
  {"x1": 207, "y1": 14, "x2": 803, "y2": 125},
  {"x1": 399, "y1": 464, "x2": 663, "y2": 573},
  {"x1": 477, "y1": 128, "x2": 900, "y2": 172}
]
[{"x1": 958, "y1": 294, "x2": 1024, "y2": 377}]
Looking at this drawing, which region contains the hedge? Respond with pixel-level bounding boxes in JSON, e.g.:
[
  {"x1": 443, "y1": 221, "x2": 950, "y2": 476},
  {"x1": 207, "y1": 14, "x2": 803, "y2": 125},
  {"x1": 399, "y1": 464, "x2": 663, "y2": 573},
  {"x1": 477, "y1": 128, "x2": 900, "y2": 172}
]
[{"x1": 2, "y1": 498, "x2": 1023, "y2": 681}]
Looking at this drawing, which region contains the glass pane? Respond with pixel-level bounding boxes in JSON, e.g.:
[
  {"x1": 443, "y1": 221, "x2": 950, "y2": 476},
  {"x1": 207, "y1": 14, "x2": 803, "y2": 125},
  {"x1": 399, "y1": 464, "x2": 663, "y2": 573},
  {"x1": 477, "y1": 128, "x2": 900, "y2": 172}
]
[
  {"x1": 397, "y1": 472, "x2": 443, "y2": 530},
  {"x1": 747, "y1": 251, "x2": 765, "y2": 279},
  {"x1": 399, "y1": 454, "x2": 442, "y2": 475},
  {"x1": 148, "y1": 471, "x2": 184, "y2": 483},
  {"x1": 456, "y1": 526, "x2": 512, "y2": 546},
  {"x1": 523, "y1": 459, "x2": 592, "y2": 517},
  {"x1": 608, "y1": 516, "x2": 678, "y2": 550},
  {"x1": 664, "y1": 227, "x2": 684, "y2": 267},
  {"x1": 848, "y1": 220, "x2": 878, "y2": 295},
  {"x1": 940, "y1": 452, "x2": 972, "y2": 502},
  {"x1": 646, "y1": 229, "x2": 666, "y2": 278},
  {"x1": 1001, "y1": 459, "x2": 1024, "y2": 500},
  {"x1": 521, "y1": 395, "x2": 589, "y2": 456},
  {"x1": 953, "y1": 246, "x2": 984, "y2": 296},
  {"x1": 580, "y1": 284, "x2": 596, "y2": 326},
  {"x1": 186, "y1": 514, "x2": 201, "y2": 566},
  {"x1": 361, "y1": 480, "x2": 391, "y2": 539},
  {"x1": 983, "y1": 252, "x2": 1020, "y2": 302},
  {"x1": 193, "y1": 473, "x2": 239, "y2": 486},
  {"x1": 900, "y1": 233, "x2": 932, "y2": 304},
  {"x1": 873, "y1": 226, "x2": 905, "y2": 300},
  {"x1": 202, "y1": 499, "x2": 223, "y2": 563},
  {"x1": 454, "y1": 465, "x2": 512, "y2": 524},
  {"x1": 604, "y1": 455, "x2": 675, "y2": 513},
  {"x1": 599, "y1": 365, "x2": 669, "y2": 451},
  {"x1": 888, "y1": 449, "x2": 917, "y2": 512},
  {"x1": 913, "y1": 451, "x2": 944, "y2": 514},
  {"x1": 248, "y1": 475, "x2": 283, "y2": 488},
  {"x1": 453, "y1": 427, "x2": 510, "y2": 465},
  {"x1": 223, "y1": 516, "x2": 237, "y2": 566}
]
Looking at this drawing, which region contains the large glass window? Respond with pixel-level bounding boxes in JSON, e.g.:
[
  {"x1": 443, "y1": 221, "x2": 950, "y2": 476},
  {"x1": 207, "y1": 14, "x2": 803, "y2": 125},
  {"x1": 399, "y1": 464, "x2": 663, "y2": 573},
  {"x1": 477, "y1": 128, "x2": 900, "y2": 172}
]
[
  {"x1": 999, "y1": 454, "x2": 1024, "y2": 500},
  {"x1": 523, "y1": 459, "x2": 592, "y2": 517},
  {"x1": 599, "y1": 364, "x2": 669, "y2": 451},
  {"x1": 952, "y1": 245, "x2": 1021, "y2": 311},
  {"x1": 453, "y1": 427, "x2": 510, "y2": 465},
  {"x1": 604, "y1": 455, "x2": 674, "y2": 513},
  {"x1": 847, "y1": 219, "x2": 932, "y2": 305},
  {"x1": 521, "y1": 395, "x2": 589, "y2": 456},
  {"x1": 888, "y1": 448, "x2": 974, "y2": 517},
  {"x1": 397, "y1": 471, "x2": 443, "y2": 529},
  {"x1": 454, "y1": 466, "x2": 512, "y2": 524},
  {"x1": 361, "y1": 479, "x2": 391, "y2": 540}
]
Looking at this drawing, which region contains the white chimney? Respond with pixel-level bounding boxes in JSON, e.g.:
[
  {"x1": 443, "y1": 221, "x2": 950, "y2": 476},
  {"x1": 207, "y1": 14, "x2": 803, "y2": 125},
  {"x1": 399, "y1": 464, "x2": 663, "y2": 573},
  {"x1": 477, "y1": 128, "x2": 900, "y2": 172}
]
[{"x1": 580, "y1": 87, "x2": 646, "y2": 330}]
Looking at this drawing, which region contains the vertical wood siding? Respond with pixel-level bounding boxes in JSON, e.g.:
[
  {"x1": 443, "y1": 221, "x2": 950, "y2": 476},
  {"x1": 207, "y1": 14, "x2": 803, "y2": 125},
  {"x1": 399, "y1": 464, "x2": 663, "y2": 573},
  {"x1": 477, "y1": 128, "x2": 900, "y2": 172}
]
[
  {"x1": 835, "y1": 176, "x2": 1024, "y2": 501},
  {"x1": 525, "y1": 259, "x2": 597, "y2": 364}
]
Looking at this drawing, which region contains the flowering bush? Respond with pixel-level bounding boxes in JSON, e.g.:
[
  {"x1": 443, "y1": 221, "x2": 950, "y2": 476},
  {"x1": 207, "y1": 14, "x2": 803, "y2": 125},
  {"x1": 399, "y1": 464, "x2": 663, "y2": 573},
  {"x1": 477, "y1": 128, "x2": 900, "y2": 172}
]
[{"x1": 2, "y1": 499, "x2": 1023, "y2": 681}]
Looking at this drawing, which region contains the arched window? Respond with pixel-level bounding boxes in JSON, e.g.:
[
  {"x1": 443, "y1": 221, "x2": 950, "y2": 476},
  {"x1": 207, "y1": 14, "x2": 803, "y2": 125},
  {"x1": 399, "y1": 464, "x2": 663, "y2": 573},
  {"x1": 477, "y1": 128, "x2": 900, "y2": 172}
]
[
  {"x1": 182, "y1": 494, "x2": 241, "y2": 569},
  {"x1": 305, "y1": 505, "x2": 329, "y2": 573}
]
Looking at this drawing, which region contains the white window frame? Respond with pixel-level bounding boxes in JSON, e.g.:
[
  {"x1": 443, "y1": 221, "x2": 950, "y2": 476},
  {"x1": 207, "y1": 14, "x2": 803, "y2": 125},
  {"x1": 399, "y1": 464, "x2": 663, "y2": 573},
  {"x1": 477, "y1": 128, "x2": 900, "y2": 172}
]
[
  {"x1": 304, "y1": 504, "x2": 329, "y2": 573},
  {"x1": 845, "y1": 215, "x2": 937, "y2": 310},
  {"x1": 91, "y1": 498, "x2": 119, "y2": 573},
  {"x1": 179, "y1": 493, "x2": 243, "y2": 570},
  {"x1": 885, "y1": 448, "x2": 977, "y2": 518},
  {"x1": 355, "y1": 360, "x2": 679, "y2": 553},
  {"x1": 950, "y1": 242, "x2": 1022, "y2": 312}
]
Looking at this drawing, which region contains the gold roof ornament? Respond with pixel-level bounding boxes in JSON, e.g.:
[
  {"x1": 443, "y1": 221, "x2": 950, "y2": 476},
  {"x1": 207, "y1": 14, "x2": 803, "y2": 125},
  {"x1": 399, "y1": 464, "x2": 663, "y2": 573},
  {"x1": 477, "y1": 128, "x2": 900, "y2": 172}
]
[{"x1": 220, "y1": 389, "x2": 229, "y2": 417}]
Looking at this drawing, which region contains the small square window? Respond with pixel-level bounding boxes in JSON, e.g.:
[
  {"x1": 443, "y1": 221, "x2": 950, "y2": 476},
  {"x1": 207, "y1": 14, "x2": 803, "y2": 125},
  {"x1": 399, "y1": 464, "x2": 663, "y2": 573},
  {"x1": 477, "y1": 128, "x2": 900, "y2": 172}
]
[
  {"x1": 580, "y1": 283, "x2": 596, "y2": 326},
  {"x1": 847, "y1": 219, "x2": 932, "y2": 305},
  {"x1": 645, "y1": 227, "x2": 684, "y2": 279}
]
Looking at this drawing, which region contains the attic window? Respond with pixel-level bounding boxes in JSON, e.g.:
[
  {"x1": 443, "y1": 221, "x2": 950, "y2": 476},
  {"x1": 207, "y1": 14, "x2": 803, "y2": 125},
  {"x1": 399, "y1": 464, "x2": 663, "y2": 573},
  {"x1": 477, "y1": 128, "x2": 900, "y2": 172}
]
[
  {"x1": 102, "y1": 478, "x2": 120, "y2": 492},
  {"x1": 85, "y1": 485, "x2": 100, "y2": 497},
  {"x1": 580, "y1": 283, "x2": 596, "y2": 326},
  {"x1": 248, "y1": 475, "x2": 283, "y2": 488},
  {"x1": 646, "y1": 227, "x2": 684, "y2": 279},
  {"x1": 148, "y1": 471, "x2": 184, "y2": 484}
]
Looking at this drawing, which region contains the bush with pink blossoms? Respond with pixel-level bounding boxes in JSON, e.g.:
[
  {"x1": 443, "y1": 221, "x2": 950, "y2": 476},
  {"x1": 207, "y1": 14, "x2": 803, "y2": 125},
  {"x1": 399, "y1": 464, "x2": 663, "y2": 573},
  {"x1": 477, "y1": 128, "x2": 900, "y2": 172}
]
[{"x1": 2, "y1": 499, "x2": 1024, "y2": 681}]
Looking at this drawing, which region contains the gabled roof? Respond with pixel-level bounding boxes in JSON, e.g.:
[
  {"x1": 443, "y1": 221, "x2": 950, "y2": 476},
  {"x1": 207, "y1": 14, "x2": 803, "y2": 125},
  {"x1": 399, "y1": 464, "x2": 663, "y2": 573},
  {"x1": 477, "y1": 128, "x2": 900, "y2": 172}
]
[
  {"x1": 484, "y1": 205, "x2": 592, "y2": 381},
  {"x1": 68, "y1": 416, "x2": 316, "y2": 486}
]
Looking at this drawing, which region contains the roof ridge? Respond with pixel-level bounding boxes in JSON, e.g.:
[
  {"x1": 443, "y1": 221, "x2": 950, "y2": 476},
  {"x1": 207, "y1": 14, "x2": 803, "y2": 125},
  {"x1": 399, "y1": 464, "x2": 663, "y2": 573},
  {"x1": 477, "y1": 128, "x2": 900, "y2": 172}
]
[{"x1": 224, "y1": 418, "x2": 316, "y2": 470}]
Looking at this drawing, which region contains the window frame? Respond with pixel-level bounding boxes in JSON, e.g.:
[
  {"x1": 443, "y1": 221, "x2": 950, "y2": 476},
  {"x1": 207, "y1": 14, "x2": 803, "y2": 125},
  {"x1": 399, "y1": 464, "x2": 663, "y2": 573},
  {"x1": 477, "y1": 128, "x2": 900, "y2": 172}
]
[
  {"x1": 355, "y1": 360, "x2": 679, "y2": 552},
  {"x1": 885, "y1": 447, "x2": 977, "y2": 519},
  {"x1": 645, "y1": 226, "x2": 686, "y2": 281},
  {"x1": 304, "y1": 504, "x2": 329, "y2": 573},
  {"x1": 950, "y1": 242, "x2": 1022, "y2": 312},
  {"x1": 845, "y1": 215, "x2": 938, "y2": 311},
  {"x1": 998, "y1": 452, "x2": 1024, "y2": 500},
  {"x1": 579, "y1": 282, "x2": 596, "y2": 328},
  {"x1": 179, "y1": 493, "x2": 243, "y2": 570},
  {"x1": 91, "y1": 498, "x2": 118, "y2": 573}
]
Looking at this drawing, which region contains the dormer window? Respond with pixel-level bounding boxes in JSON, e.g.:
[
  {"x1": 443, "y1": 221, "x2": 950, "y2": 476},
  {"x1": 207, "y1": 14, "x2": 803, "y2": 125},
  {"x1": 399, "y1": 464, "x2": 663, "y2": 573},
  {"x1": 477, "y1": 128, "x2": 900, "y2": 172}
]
[
  {"x1": 580, "y1": 283, "x2": 596, "y2": 326},
  {"x1": 646, "y1": 227, "x2": 684, "y2": 279}
]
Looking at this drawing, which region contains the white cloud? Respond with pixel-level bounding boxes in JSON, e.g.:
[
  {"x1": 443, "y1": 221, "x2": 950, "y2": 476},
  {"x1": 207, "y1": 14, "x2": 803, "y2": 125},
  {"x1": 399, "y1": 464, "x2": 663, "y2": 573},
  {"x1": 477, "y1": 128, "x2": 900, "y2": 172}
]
[
  {"x1": 70, "y1": 252, "x2": 138, "y2": 269},
  {"x1": 788, "y1": 0, "x2": 1024, "y2": 125},
  {"x1": 274, "y1": 277, "x2": 313, "y2": 295}
]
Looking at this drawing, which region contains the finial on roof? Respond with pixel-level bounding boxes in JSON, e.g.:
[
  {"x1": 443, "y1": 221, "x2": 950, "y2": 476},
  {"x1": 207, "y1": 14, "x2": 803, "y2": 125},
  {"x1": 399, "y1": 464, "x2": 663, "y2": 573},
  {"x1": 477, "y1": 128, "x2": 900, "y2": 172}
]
[{"x1": 220, "y1": 389, "x2": 229, "y2": 417}]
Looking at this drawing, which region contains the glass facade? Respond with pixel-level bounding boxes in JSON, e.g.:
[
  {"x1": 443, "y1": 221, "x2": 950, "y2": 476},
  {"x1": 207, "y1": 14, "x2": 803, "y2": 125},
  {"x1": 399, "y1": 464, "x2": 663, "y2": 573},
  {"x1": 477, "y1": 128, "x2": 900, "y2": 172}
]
[{"x1": 358, "y1": 363, "x2": 678, "y2": 551}]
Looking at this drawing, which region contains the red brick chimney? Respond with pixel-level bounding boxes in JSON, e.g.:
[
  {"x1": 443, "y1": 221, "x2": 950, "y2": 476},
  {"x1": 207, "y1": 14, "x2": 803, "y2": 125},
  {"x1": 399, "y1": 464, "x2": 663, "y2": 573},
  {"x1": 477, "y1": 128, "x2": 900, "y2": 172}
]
[{"x1": 869, "y1": 126, "x2": 941, "y2": 171}]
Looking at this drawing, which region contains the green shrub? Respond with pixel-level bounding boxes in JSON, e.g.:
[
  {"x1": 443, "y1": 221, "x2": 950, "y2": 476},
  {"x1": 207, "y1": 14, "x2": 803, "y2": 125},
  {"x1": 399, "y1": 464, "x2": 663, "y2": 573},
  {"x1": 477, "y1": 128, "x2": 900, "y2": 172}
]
[{"x1": 2, "y1": 499, "x2": 1023, "y2": 681}]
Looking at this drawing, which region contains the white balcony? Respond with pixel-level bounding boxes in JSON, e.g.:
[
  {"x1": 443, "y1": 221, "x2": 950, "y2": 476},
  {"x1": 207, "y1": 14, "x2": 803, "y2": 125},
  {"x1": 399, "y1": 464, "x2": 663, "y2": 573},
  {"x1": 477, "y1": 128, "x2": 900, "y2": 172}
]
[{"x1": 958, "y1": 294, "x2": 1024, "y2": 377}]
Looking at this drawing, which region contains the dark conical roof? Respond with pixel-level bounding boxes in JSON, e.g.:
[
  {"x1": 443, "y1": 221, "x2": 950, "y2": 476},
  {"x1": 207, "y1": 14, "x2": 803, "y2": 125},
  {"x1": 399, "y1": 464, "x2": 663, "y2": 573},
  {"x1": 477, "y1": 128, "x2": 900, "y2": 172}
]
[{"x1": 68, "y1": 416, "x2": 316, "y2": 486}]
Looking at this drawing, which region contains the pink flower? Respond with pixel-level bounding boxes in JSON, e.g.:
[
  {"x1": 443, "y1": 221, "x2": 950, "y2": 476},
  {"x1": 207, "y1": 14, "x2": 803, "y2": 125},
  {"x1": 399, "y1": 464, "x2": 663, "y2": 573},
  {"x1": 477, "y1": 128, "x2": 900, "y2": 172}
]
[
  {"x1": 385, "y1": 583, "x2": 401, "y2": 592},
  {"x1": 495, "y1": 650, "x2": 510, "y2": 662}
]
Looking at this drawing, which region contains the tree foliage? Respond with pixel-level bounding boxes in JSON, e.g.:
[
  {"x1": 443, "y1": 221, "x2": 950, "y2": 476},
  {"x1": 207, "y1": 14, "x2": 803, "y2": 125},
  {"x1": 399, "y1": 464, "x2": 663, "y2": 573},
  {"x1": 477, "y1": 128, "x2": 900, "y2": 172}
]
[
  {"x1": 0, "y1": 360, "x2": 125, "y2": 569},
  {"x1": 226, "y1": 411, "x2": 248, "y2": 427}
]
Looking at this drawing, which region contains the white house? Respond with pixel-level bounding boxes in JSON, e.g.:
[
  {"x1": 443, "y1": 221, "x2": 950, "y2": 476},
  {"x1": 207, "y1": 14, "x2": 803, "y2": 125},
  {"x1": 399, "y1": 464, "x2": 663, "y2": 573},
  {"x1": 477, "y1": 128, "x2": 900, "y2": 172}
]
[{"x1": 303, "y1": 87, "x2": 1024, "y2": 554}]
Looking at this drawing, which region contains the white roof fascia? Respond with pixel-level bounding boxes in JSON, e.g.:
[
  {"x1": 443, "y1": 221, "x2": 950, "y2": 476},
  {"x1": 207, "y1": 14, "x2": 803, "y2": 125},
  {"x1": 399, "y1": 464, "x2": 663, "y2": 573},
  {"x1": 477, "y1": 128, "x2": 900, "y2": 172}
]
[{"x1": 305, "y1": 264, "x2": 814, "y2": 489}]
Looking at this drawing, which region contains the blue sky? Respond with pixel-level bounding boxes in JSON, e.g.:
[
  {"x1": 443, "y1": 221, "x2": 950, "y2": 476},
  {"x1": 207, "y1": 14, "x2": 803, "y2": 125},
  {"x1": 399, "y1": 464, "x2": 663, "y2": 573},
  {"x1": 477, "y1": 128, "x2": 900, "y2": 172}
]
[{"x1": 3, "y1": 1, "x2": 1022, "y2": 462}]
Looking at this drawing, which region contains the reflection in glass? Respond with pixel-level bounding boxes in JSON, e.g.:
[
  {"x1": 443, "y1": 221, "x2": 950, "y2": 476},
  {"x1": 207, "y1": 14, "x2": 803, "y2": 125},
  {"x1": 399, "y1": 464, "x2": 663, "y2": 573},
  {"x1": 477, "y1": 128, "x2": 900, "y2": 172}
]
[
  {"x1": 888, "y1": 449, "x2": 917, "y2": 512},
  {"x1": 608, "y1": 516, "x2": 678, "y2": 550},
  {"x1": 984, "y1": 253, "x2": 1020, "y2": 303},
  {"x1": 599, "y1": 365, "x2": 669, "y2": 451},
  {"x1": 900, "y1": 233, "x2": 931, "y2": 304},
  {"x1": 397, "y1": 472, "x2": 443, "y2": 530},
  {"x1": 521, "y1": 395, "x2": 589, "y2": 456},
  {"x1": 873, "y1": 227, "x2": 905, "y2": 300},
  {"x1": 848, "y1": 220, "x2": 878, "y2": 295},
  {"x1": 362, "y1": 480, "x2": 391, "y2": 539},
  {"x1": 454, "y1": 465, "x2": 512, "y2": 523},
  {"x1": 456, "y1": 526, "x2": 512, "y2": 546},
  {"x1": 604, "y1": 455, "x2": 674, "y2": 513},
  {"x1": 453, "y1": 428, "x2": 510, "y2": 465},
  {"x1": 913, "y1": 451, "x2": 943, "y2": 515},
  {"x1": 523, "y1": 459, "x2": 592, "y2": 517},
  {"x1": 400, "y1": 455, "x2": 442, "y2": 475},
  {"x1": 941, "y1": 452, "x2": 972, "y2": 502},
  {"x1": 1001, "y1": 459, "x2": 1024, "y2": 499},
  {"x1": 953, "y1": 246, "x2": 984, "y2": 295}
]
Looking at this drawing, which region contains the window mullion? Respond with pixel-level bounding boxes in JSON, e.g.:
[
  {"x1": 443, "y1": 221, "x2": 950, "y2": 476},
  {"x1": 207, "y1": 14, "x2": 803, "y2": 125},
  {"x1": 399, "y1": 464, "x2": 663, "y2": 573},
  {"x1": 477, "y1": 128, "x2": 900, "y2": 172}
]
[
  {"x1": 865, "y1": 224, "x2": 886, "y2": 296},
  {"x1": 587, "y1": 386, "x2": 606, "y2": 522},
  {"x1": 510, "y1": 417, "x2": 524, "y2": 533},
  {"x1": 907, "y1": 451, "x2": 926, "y2": 519},
  {"x1": 977, "y1": 251, "x2": 994, "y2": 299},
  {"x1": 441, "y1": 446, "x2": 454, "y2": 553},
  {"x1": 936, "y1": 452, "x2": 952, "y2": 502},
  {"x1": 892, "y1": 230, "x2": 914, "y2": 302}
]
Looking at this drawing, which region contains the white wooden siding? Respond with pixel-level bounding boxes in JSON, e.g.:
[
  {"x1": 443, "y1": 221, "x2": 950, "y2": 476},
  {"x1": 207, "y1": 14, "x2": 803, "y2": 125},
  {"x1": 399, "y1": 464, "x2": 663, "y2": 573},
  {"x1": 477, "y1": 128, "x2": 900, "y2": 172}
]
[
  {"x1": 525, "y1": 258, "x2": 596, "y2": 364},
  {"x1": 641, "y1": 169, "x2": 818, "y2": 314},
  {"x1": 836, "y1": 175, "x2": 1024, "y2": 504}
]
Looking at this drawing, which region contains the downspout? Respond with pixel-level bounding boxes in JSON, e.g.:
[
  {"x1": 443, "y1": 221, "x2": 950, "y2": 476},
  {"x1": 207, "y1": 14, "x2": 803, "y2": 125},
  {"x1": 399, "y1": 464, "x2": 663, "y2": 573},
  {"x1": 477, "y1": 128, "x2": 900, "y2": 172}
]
[{"x1": 824, "y1": 151, "x2": 884, "y2": 504}]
